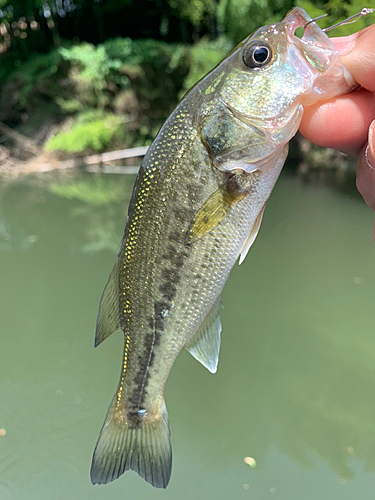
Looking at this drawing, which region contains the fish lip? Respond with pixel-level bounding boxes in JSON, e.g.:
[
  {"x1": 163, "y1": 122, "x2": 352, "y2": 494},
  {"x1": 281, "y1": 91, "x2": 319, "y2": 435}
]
[
  {"x1": 280, "y1": 8, "x2": 337, "y2": 94},
  {"x1": 283, "y1": 7, "x2": 314, "y2": 35},
  {"x1": 283, "y1": 7, "x2": 336, "y2": 63},
  {"x1": 282, "y1": 7, "x2": 357, "y2": 101}
]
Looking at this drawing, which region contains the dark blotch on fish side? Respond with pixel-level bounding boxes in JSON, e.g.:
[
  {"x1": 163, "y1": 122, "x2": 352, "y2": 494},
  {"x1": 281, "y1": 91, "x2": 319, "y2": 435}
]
[
  {"x1": 159, "y1": 283, "x2": 177, "y2": 302},
  {"x1": 161, "y1": 245, "x2": 188, "y2": 268},
  {"x1": 162, "y1": 268, "x2": 180, "y2": 284},
  {"x1": 131, "y1": 299, "x2": 173, "y2": 407},
  {"x1": 130, "y1": 325, "x2": 162, "y2": 407},
  {"x1": 159, "y1": 268, "x2": 180, "y2": 302},
  {"x1": 130, "y1": 367, "x2": 150, "y2": 405},
  {"x1": 154, "y1": 301, "x2": 169, "y2": 331},
  {"x1": 174, "y1": 253, "x2": 188, "y2": 268},
  {"x1": 147, "y1": 301, "x2": 168, "y2": 329},
  {"x1": 154, "y1": 301, "x2": 169, "y2": 318},
  {"x1": 168, "y1": 231, "x2": 180, "y2": 243},
  {"x1": 162, "y1": 245, "x2": 176, "y2": 261}
]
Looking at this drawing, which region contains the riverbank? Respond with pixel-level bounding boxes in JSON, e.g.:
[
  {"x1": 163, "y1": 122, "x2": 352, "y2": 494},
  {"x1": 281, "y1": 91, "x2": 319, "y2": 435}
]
[{"x1": 0, "y1": 124, "x2": 356, "y2": 202}]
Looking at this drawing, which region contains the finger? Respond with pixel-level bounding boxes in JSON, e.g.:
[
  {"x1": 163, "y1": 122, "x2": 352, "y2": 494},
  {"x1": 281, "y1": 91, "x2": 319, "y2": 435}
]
[
  {"x1": 332, "y1": 24, "x2": 375, "y2": 93},
  {"x1": 299, "y1": 24, "x2": 375, "y2": 152},
  {"x1": 299, "y1": 88, "x2": 375, "y2": 155},
  {"x1": 356, "y1": 119, "x2": 375, "y2": 211}
]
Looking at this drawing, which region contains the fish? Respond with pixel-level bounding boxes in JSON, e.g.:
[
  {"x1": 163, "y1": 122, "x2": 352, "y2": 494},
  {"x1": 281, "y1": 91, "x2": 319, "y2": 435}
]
[{"x1": 90, "y1": 7, "x2": 356, "y2": 489}]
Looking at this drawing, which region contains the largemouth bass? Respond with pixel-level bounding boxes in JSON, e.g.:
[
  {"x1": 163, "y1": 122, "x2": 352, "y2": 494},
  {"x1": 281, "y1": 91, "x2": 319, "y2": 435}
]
[{"x1": 91, "y1": 7, "x2": 356, "y2": 488}]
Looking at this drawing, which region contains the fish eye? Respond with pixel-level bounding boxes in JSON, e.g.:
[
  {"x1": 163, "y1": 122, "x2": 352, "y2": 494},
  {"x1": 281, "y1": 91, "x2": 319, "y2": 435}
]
[{"x1": 243, "y1": 42, "x2": 272, "y2": 69}]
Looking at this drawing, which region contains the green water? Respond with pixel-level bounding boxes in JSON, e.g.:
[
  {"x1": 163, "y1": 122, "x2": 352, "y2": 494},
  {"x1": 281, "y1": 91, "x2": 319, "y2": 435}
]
[{"x1": 1, "y1": 171, "x2": 375, "y2": 500}]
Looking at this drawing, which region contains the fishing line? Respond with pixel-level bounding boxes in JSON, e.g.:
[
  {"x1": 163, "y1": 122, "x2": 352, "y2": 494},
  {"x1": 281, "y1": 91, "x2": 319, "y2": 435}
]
[{"x1": 304, "y1": 8, "x2": 375, "y2": 32}]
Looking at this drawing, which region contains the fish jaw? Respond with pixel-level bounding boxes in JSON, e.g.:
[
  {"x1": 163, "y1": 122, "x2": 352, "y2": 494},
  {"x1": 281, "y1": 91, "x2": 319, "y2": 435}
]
[{"x1": 283, "y1": 7, "x2": 357, "y2": 106}]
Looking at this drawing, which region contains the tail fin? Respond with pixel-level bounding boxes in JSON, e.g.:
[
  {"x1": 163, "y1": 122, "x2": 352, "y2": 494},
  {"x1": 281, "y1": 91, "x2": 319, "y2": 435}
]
[{"x1": 90, "y1": 400, "x2": 172, "y2": 488}]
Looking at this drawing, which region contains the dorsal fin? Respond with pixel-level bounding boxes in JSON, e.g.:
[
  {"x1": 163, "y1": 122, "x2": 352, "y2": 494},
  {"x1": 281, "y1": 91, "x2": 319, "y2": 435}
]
[
  {"x1": 185, "y1": 297, "x2": 223, "y2": 373},
  {"x1": 95, "y1": 260, "x2": 121, "y2": 347},
  {"x1": 238, "y1": 202, "x2": 266, "y2": 265}
]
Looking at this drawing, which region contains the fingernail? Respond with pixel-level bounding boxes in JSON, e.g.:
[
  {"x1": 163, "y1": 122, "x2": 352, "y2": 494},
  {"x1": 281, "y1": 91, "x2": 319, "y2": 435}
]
[
  {"x1": 369, "y1": 119, "x2": 375, "y2": 162},
  {"x1": 365, "y1": 120, "x2": 375, "y2": 170}
]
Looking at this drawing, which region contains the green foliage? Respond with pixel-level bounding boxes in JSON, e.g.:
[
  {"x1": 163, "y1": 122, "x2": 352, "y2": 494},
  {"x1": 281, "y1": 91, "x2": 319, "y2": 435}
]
[
  {"x1": 0, "y1": 49, "x2": 62, "y2": 102},
  {"x1": 0, "y1": 35, "x2": 190, "y2": 150},
  {"x1": 217, "y1": 0, "x2": 374, "y2": 47},
  {"x1": 59, "y1": 35, "x2": 186, "y2": 79},
  {"x1": 58, "y1": 43, "x2": 125, "y2": 109},
  {"x1": 167, "y1": 0, "x2": 217, "y2": 26},
  {"x1": 45, "y1": 111, "x2": 124, "y2": 153},
  {"x1": 217, "y1": 0, "x2": 295, "y2": 44},
  {"x1": 0, "y1": 48, "x2": 64, "y2": 127},
  {"x1": 56, "y1": 37, "x2": 188, "y2": 116},
  {"x1": 296, "y1": 0, "x2": 375, "y2": 36},
  {"x1": 181, "y1": 36, "x2": 233, "y2": 94},
  {"x1": 103, "y1": 37, "x2": 176, "y2": 66},
  {"x1": 101, "y1": 38, "x2": 190, "y2": 146},
  {"x1": 17, "y1": 50, "x2": 63, "y2": 102},
  {"x1": 59, "y1": 44, "x2": 121, "y2": 85},
  {"x1": 1, "y1": 0, "x2": 373, "y2": 158}
]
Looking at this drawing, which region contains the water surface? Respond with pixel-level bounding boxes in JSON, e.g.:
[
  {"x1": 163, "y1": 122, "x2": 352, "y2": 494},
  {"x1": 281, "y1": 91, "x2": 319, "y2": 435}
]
[{"x1": 1, "y1": 172, "x2": 375, "y2": 500}]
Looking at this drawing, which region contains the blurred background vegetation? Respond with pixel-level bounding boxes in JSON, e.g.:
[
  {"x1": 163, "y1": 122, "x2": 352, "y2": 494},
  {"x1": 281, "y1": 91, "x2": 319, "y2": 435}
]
[{"x1": 0, "y1": 0, "x2": 372, "y2": 171}]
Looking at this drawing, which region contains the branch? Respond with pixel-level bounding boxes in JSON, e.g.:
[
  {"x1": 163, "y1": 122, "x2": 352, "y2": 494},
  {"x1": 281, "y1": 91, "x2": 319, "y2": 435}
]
[{"x1": 0, "y1": 122, "x2": 43, "y2": 155}]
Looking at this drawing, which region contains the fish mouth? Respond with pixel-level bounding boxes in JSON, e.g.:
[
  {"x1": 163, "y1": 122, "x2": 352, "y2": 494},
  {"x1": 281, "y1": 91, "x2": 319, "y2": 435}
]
[
  {"x1": 283, "y1": 7, "x2": 356, "y2": 103},
  {"x1": 284, "y1": 7, "x2": 337, "y2": 73}
]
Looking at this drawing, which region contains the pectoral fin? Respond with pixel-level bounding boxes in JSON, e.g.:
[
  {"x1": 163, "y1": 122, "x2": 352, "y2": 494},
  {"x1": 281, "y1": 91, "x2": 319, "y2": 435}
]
[
  {"x1": 238, "y1": 203, "x2": 266, "y2": 265},
  {"x1": 187, "y1": 177, "x2": 247, "y2": 243},
  {"x1": 185, "y1": 297, "x2": 223, "y2": 373},
  {"x1": 95, "y1": 260, "x2": 121, "y2": 347}
]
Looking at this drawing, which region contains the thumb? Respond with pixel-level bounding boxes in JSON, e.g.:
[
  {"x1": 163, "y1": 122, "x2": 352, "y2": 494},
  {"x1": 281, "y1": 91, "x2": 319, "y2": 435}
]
[{"x1": 355, "y1": 119, "x2": 375, "y2": 211}]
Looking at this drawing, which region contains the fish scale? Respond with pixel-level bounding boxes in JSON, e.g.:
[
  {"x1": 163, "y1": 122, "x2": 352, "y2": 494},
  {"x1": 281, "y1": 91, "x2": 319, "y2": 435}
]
[{"x1": 90, "y1": 7, "x2": 357, "y2": 489}]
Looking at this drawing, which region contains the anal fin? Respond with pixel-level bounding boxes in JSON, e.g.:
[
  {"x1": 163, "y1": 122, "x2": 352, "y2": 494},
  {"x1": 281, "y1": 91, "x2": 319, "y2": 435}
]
[
  {"x1": 95, "y1": 259, "x2": 121, "y2": 347},
  {"x1": 185, "y1": 297, "x2": 223, "y2": 373}
]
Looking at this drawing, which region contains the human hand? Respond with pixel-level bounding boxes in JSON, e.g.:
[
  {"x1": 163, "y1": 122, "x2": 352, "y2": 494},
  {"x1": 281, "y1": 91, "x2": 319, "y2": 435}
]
[{"x1": 299, "y1": 24, "x2": 375, "y2": 238}]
